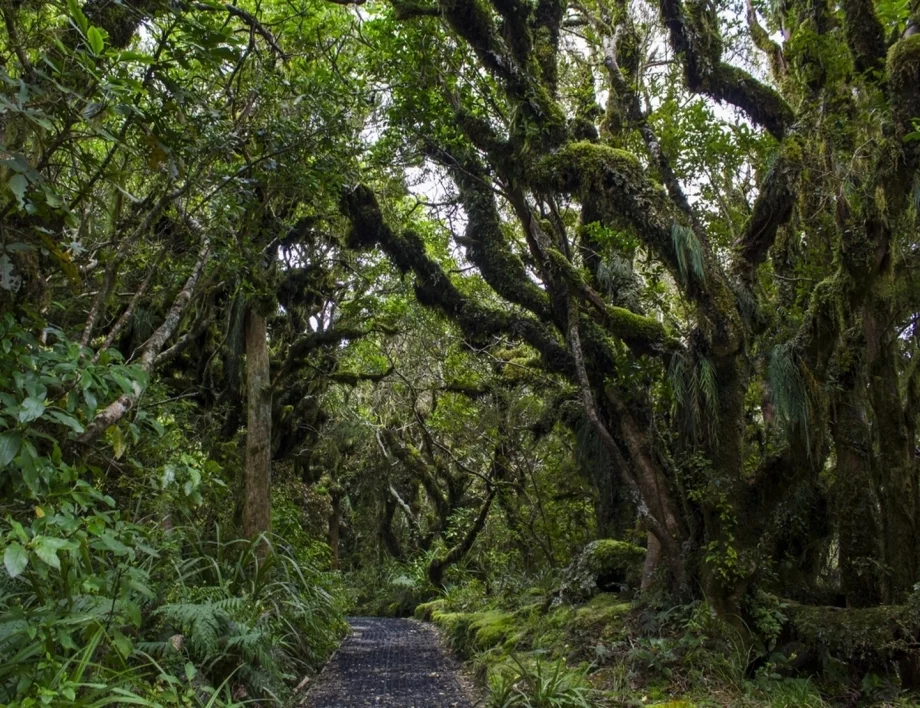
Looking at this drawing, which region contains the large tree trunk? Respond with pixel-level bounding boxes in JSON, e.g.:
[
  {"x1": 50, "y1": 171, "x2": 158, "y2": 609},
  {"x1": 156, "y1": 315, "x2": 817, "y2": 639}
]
[
  {"x1": 831, "y1": 382, "x2": 883, "y2": 607},
  {"x1": 700, "y1": 356, "x2": 751, "y2": 621},
  {"x1": 865, "y1": 307, "x2": 920, "y2": 601},
  {"x1": 242, "y1": 306, "x2": 272, "y2": 549},
  {"x1": 328, "y1": 490, "x2": 342, "y2": 569}
]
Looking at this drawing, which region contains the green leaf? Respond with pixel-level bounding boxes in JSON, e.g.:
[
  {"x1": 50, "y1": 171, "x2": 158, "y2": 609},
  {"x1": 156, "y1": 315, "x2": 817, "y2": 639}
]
[
  {"x1": 8, "y1": 174, "x2": 28, "y2": 208},
  {"x1": 0, "y1": 431, "x2": 21, "y2": 467},
  {"x1": 32, "y1": 536, "x2": 73, "y2": 570},
  {"x1": 111, "y1": 372, "x2": 136, "y2": 395},
  {"x1": 112, "y1": 629, "x2": 133, "y2": 659},
  {"x1": 117, "y1": 51, "x2": 156, "y2": 65},
  {"x1": 4, "y1": 542, "x2": 28, "y2": 578},
  {"x1": 47, "y1": 410, "x2": 85, "y2": 434},
  {"x1": 125, "y1": 600, "x2": 142, "y2": 628},
  {"x1": 87, "y1": 26, "x2": 105, "y2": 55},
  {"x1": 97, "y1": 531, "x2": 132, "y2": 556},
  {"x1": 18, "y1": 396, "x2": 44, "y2": 423},
  {"x1": 67, "y1": 0, "x2": 89, "y2": 33},
  {"x1": 111, "y1": 425, "x2": 126, "y2": 460}
]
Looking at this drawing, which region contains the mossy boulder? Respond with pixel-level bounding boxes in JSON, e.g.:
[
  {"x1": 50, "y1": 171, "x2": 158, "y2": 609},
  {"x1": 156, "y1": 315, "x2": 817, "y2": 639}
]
[
  {"x1": 414, "y1": 599, "x2": 446, "y2": 621},
  {"x1": 556, "y1": 539, "x2": 646, "y2": 604}
]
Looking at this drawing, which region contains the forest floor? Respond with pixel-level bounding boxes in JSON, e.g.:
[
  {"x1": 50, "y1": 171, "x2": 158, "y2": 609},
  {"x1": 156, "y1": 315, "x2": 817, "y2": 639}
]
[{"x1": 304, "y1": 617, "x2": 477, "y2": 707}]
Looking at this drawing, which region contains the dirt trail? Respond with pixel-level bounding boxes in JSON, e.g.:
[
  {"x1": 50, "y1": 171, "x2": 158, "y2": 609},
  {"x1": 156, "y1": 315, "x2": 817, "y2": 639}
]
[{"x1": 305, "y1": 616, "x2": 474, "y2": 707}]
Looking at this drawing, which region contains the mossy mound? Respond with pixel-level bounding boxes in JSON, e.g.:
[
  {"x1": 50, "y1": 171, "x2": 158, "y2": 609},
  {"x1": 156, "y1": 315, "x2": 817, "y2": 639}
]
[
  {"x1": 429, "y1": 608, "x2": 520, "y2": 657},
  {"x1": 573, "y1": 594, "x2": 632, "y2": 640},
  {"x1": 556, "y1": 539, "x2": 646, "y2": 604}
]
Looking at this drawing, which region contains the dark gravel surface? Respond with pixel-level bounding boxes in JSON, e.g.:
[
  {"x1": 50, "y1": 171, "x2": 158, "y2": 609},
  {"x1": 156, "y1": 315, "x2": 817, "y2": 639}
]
[{"x1": 305, "y1": 617, "x2": 474, "y2": 707}]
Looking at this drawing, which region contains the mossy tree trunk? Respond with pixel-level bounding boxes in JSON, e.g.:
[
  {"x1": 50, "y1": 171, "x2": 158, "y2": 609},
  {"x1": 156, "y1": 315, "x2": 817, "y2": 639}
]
[
  {"x1": 865, "y1": 305, "x2": 920, "y2": 601},
  {"x1": 830, "y1": 341, "x2": 883, "y2": 607}
]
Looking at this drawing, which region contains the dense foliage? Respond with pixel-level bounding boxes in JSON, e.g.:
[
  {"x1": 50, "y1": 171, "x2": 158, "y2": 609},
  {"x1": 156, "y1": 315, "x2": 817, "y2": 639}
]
[{"x1": 2, "y1": 0, "x2": 920, "y2": 704}]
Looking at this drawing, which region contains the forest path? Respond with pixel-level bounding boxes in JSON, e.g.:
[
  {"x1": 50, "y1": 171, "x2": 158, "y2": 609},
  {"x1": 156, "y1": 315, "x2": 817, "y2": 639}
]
[{"x1": 304, "y1": 616, "x2": 475, "y2": 707}]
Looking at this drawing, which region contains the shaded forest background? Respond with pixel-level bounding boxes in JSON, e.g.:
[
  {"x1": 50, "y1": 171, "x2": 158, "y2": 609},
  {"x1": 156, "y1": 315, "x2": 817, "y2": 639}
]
[{"x1": 1, "y1": 0, "x2": 920, "y2": 704}]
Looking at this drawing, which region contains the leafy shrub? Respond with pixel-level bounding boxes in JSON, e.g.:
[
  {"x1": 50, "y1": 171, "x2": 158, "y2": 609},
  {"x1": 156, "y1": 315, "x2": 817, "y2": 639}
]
[{"x1": 0, "y1": 320, "x2": 344, "y2": 705}]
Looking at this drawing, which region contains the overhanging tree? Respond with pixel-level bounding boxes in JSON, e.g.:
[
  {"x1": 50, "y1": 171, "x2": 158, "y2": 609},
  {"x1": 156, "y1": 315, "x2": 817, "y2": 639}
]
[{"x1": 339, "y1": 0, "x2": 920, "y2": 616}]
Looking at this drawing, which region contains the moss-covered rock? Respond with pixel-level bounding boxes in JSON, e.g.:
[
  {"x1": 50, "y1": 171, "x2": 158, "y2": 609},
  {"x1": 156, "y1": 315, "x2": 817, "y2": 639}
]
[
  {"x1": 556, "y1": 539, "x2": 646, "y2": 604},
  {"x1": 414, "y1": 599, "x2": 446, "y2": 621}
]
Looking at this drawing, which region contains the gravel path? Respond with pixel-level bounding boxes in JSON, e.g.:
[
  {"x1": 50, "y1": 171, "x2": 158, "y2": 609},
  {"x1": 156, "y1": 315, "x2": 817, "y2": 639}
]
[{"x1": 305, "y1": 617, "x2": 474, "y2": 707}]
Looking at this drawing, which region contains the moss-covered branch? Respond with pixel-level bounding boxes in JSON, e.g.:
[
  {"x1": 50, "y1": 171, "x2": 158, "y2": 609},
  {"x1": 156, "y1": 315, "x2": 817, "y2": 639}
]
[
  {"x1": 658, "y1": 0, "x2": 794, "y2": 139},
  {"x1": 438, "y1": 147, "x2": 553, "y2": 320},
  {"x1": 340, "y1": 185, "x2": 574, "y2": 376},
  {"x1": 275, "y1": 326, "x2": 371, "y2": 382},
  {"x1": 841, "y1": 0, "x2": 887, "y2": 75},
  {"x1": 736, "y1": 135, "x2": 803, "y2": 270},
  {"x1": 545, "y1": 248, "x2": 677, "y2": 356}
]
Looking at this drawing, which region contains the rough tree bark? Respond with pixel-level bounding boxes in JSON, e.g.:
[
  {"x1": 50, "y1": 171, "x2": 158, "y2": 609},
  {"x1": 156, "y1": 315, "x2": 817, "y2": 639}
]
[{"x1": 242, "y1": 305, "x2": 272, "y2": 550}]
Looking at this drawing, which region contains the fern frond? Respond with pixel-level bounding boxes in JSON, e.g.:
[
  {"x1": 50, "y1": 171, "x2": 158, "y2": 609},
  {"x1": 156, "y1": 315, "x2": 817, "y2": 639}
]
[
  {"x1": 768, "y1": 343, "x2": 811, "y2": 451},
  {"x1": 671, "y1": 223, "x2": 705, "y2": 286},
  {"x1": 698, "y1": 355, "x2": 719, "y2": 443}
]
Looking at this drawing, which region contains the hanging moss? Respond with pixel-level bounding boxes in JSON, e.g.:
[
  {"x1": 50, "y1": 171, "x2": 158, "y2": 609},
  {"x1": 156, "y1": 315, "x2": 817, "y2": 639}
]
[
  {"x1": 684, "y1": 0, "x2": 723, "y2": 75},
  {"x1": 738, "y1": 134, "x2": 805, "y2": 268},
  {"x1": 840, "y1": 0, "x2": 886, "y2": 74}
]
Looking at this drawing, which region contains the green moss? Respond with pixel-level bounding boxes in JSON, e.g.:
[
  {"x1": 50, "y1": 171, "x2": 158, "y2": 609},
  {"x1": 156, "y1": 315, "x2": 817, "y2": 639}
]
[
  {"x1": 470, "y1": 610, "x2": 518, "y2": 649},
  {"x1": 586, "y1": 539, "x2": 646, "y2": 575},
  {"x1": 605, "y1": 305, "x2": 671, "y2": 349},
  {"x1": 558, "y1": 539, "x2": 646, "y2": 603},
  {"x1": 888, "y1": 34, "x2": 920, "y2": 122},
  {"x1": 414, "y1": 599, "x2": 446, "y2": 621},
  {"x1": 573, "y1": 594, "x2": 632, "y2": 640},
  {"x1": 543, "y1": 141, "x2": 642, "y2": 195},
  {"x1": 430, "y1": 609, "x2": 521, "y2": 656}
]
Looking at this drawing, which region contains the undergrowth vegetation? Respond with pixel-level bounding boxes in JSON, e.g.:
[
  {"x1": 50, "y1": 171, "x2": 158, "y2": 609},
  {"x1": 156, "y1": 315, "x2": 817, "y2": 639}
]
[
  {"x1": 401, "y1": 575, "x2": 916, "y2": 707},
  {"x1": 0, "y1": 321, "x2": 345, "y2": 705}
]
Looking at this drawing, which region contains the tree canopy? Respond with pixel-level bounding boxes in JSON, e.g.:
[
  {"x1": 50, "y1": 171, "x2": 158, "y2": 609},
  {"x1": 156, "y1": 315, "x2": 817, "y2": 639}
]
[{"x1": 2, "y1": 0, "x2": 920, "y2": 704}]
